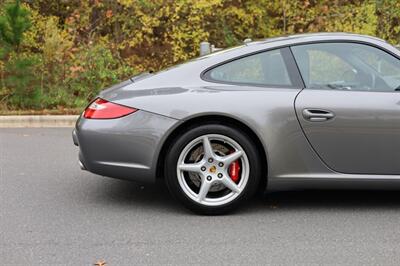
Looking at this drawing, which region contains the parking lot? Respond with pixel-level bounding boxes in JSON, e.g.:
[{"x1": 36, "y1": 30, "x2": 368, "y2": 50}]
[{"x1": 1, "y1": 128, "x2": 400, "y2": 265}]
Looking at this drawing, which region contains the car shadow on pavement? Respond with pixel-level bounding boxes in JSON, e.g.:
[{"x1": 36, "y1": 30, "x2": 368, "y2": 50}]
[
  {"x1": 245, "y1": 189, "x2": 400, "y2": 214},
  {"x1": 88, "y1": 178, "x2": 400, "y2": 215},
  {"x1": 87, "y1": 178, "x2": 187, "y2": 214}
]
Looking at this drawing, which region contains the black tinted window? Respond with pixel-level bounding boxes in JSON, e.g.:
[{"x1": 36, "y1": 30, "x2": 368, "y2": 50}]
[
  {"x1": 292, "y1": 43, "x2": 400, "y2": 92},
  {"x1": 206, "y1": 49, "x2": 292, "y2": 86}
]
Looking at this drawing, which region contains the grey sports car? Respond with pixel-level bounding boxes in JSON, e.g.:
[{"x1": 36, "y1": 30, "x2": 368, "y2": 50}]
[{"x1": 73, "y1": 33, "x2": 400, "y2": 214}]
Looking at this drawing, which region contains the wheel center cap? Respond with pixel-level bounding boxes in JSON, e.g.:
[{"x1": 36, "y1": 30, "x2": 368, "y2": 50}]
[{"x1": 209, "y1": 165, "x2": 217, "y2": 173}]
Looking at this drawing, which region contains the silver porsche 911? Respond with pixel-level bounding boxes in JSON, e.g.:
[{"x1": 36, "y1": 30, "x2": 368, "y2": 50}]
[{"x1": 73, "y1": 33, "x2": 400, "y2": 214}]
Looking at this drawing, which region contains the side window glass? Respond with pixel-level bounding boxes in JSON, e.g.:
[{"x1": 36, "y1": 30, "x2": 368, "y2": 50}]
[
  {"x1": 308, "y1": 50, "x2": 357, "y2": 85},
  {"x1": 206, "y1": 49, "x2": 292, "y2": 87},
  {"x1": 291, "y1": 43, "x2": 400, "y2": 92}
]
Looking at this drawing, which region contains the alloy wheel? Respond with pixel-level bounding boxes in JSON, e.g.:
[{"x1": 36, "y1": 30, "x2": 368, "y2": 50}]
[{"x1": 176, "y1": 134, "x2": 250, "y2": 206}]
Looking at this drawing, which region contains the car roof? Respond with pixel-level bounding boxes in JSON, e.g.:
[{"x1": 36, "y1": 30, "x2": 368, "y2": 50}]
[
  {"x1": 196, "y1": 32, "x2": 394, "y2": 64},
  {"x1": 245, "y1": 32, "x2": 387, "y2": 47}
]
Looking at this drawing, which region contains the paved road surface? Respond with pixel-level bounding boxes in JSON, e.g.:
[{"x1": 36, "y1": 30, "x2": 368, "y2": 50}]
[{"x1": 1, "y1": 128, "x2": 400, "y2": 265}]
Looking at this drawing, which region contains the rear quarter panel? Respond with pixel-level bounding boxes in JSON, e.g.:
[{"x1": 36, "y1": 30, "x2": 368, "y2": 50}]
[{"x1": 103, "y1": 86, "x2": 332, "y2": 181}]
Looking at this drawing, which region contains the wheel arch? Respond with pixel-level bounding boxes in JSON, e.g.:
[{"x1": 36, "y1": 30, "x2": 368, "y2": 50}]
[{"x1": 156, "y1": 114, "x2": 268, "y2": 189}]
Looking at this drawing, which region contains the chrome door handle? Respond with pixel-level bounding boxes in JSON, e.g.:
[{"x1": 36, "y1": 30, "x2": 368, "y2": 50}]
[{"x1": 302, "y1": 109, "x2": 335, "y2": 122}]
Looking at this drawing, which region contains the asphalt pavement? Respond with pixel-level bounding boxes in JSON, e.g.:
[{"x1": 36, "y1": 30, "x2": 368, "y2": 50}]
[{"x1": 1, "y1": 128, "x2": 400, "y2": 265}]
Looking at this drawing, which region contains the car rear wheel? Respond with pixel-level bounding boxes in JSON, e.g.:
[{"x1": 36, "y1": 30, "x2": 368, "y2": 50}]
[{"x1": 164, "y1": 124, "x2": 263, "y2": 215}]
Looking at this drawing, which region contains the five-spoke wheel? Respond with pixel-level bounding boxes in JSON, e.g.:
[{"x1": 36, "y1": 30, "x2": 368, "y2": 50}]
[
  {"x1": 165, "y1": 124, "x2": 262, "y2": 214},
  {"x1": 177, "y1": 134, "x2": 249, "y2": 206}
]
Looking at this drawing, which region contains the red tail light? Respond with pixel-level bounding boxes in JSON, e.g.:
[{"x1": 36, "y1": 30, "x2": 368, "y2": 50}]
[{"x1": 83, "y1": 98, "x2": 138, "y2": 119}]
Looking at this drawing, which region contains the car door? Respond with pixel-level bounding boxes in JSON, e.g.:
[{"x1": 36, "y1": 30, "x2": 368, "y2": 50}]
[{"x1": 292, "y1": 42, "x2": 400, "y2": 175}]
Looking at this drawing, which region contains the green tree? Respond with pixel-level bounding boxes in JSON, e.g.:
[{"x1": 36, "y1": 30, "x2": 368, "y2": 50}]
[
  {"x1": 0, "y1": 0, "x2": 30, "y2": 52},
  {"x1": 0, "y1": 0, "x2": 39, "y2": 108}
]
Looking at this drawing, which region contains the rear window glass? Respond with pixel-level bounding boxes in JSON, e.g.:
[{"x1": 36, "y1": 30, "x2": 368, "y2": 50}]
[{"x1": 205, "y1": 49, "x2": 292, "y2": 87}]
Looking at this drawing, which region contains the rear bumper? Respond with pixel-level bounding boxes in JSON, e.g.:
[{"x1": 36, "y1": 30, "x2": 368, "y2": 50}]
[{"x1": 73, "y1": 110, "x2": 178, "y2": 183}]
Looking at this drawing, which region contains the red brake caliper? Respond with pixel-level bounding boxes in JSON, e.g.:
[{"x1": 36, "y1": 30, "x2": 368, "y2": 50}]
[{"x1": 228, "y1": 151, "x2": 241, "y2": 183}]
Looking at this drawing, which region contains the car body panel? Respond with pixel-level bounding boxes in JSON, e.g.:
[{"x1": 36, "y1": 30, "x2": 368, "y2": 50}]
[
  {"x1": 82, "y1": 85, "x2": 336, "y2": 183},
  {"x1": 295, "y1": 89, "x2": 400, "y2": 175},
  {"x1": 74, "y1": 33, "x2": 400, "y2": 189},
  {"x1": 103, "y1": 85, "x2": 341, "y2": 179},
  {"x1": 75, "y1": 110, "x2": 178, "y2": 183}
]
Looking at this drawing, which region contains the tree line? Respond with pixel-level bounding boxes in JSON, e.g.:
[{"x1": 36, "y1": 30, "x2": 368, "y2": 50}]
[{"x1": 0, "y1": 0, "x2": 399, "y2": 111}]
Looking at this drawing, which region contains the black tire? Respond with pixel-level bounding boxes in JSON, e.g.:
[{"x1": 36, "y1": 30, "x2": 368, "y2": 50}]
[{"x1": 164, "y1": 124, "x2": 263, "y2": 215}]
